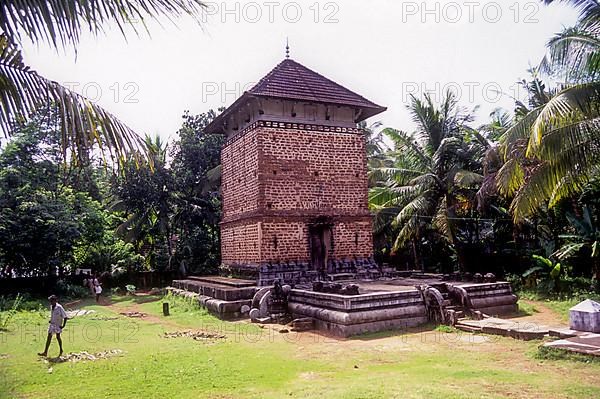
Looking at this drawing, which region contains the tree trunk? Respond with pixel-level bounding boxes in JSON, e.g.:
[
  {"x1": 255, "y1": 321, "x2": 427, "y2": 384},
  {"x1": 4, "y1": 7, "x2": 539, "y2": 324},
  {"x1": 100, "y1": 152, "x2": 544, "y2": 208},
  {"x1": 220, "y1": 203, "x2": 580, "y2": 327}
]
[
  {"x1": 446, "y1": 195, "x2": 466, "y2": 274},
  {"x1": 411, "y1": 238, "x2": 422, "y2": 272}
]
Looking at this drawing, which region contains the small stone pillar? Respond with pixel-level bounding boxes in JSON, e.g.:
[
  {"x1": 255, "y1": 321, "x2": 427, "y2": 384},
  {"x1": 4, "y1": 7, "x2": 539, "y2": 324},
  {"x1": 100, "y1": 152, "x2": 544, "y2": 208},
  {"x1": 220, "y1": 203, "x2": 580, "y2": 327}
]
[{"x1": 570, "y1": 299, "x2": 600, "y2": 332}]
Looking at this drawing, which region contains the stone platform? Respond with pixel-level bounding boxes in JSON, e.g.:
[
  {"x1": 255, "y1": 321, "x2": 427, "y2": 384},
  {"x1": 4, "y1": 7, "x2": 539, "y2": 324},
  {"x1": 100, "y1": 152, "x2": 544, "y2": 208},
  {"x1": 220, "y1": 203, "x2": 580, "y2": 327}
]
[
  {"x1": 544, "y1": 333, "x2": 600, "y2": 356},
  {"x1": 287, "y1": 280, "x2": 518, "y2": 337},
  {"x1": 171, "y1": 276, "x2": 257, "y2": 319},
  {"x1": 455, "y1": 317, "x2": 549, "y2": 340},
  {"x1": 170, "y1": 275, "x2": 518, "y2": 336},
  {"x1": 288, "y1": 289, "x2": 427, "y2": 337}
]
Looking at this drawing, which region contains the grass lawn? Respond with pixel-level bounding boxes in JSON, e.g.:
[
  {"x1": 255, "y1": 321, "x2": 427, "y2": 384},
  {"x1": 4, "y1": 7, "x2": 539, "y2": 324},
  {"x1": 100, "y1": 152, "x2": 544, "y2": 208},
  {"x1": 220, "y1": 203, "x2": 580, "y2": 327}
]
[{"x1": 1, "y1": 294, "x2": 600, "y2": 399}]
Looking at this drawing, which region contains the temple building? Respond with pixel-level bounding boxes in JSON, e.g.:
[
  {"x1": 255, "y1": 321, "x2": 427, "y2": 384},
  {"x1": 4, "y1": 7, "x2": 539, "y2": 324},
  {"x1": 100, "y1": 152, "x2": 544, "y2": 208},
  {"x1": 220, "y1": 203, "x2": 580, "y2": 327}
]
[
  {"x1": 171, "y1": 54, "x2": 519, "y2": 333},
  {"x1": 206, "y1": 57, "x2": 386, "y2": 286}
]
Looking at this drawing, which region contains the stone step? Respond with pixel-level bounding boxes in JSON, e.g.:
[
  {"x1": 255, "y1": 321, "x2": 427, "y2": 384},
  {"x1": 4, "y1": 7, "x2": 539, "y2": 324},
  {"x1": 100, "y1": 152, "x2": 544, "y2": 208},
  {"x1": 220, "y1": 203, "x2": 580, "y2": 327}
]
[
  {"x1": 187, "y1": 275, "x2": 256, "y2": 288},
  {"x1": 455, "y1": 323, "x2": 482, "y2": 333},
  {"x1": 173, "y1": 279, "x2": 256, "y2": 301},
  {"x1": 548, "y1": 327, "x2": 580, "y2": 339},
  {"x1": 166, "y1": 287, "x2": 251, "y2": 320},
  {"x1": 456, "y1": 317, "x2": 550, "y2": 341}
]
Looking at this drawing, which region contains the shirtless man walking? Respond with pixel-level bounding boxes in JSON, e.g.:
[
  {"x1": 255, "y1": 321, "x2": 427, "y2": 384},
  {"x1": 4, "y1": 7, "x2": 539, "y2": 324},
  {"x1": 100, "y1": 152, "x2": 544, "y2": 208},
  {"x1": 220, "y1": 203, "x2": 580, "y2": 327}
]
[{"x1": 38, "y1": 295, "x2": 68, "y2": 357}]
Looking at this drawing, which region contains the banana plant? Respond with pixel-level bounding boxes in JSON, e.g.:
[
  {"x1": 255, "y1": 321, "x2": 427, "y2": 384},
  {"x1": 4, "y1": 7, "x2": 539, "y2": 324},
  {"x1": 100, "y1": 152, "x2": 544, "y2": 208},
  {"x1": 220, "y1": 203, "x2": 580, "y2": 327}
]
[
  {"x1": 523, "y1": 254, "x2": 562, "y2": 292},
  {"x1": 554, "y1": 205, "x2": 600, "y2": 281}
]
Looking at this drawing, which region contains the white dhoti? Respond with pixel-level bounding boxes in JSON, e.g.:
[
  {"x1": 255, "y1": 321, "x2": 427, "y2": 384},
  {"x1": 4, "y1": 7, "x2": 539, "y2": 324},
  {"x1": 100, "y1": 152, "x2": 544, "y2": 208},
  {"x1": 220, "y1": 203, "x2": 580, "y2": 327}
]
[{"x1": 48, "y1": 323, "x2": 63, "y2": 334}]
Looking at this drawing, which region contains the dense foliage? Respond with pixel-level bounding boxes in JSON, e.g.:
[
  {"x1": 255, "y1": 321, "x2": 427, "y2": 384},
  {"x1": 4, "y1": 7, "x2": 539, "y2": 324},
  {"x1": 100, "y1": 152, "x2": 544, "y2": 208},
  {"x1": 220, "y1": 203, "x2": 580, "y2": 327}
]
[
  {"x1": 0, "y1": 110, "x2": 223, "y2": 278},
  {"x1": 369, "y1": 0, "x2": 600, "y2": 294},
  {"x1": 0, "y1": 0, "x2": 206, "y2": 164},
  {"x1": 3, "y1": 0, "x2": 600, "y2": 300}
]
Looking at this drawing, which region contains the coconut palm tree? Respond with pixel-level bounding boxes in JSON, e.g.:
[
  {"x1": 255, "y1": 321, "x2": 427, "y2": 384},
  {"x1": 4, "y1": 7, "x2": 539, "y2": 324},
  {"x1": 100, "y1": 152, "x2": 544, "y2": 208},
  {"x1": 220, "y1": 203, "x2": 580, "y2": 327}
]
[
  {"x1": 0, "y1": 0, "x2": 206, "y2": 164},
  {"x1": 541, "y1": 0, "x2": 600, "y2": 82},
  {"x1": 369, "y1": 91, "x2": 489, "y2": 270},
  {"x1": 497, "y1": 1, "x2": 600, "y2": 221}
]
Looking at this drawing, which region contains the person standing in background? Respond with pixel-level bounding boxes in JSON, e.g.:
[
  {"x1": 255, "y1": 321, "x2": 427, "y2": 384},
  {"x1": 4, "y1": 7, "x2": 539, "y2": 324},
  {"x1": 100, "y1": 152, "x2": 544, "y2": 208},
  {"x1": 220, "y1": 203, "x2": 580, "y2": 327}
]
[{"x1": 93, "y1": 274, "x2": 102, "y2": 303}]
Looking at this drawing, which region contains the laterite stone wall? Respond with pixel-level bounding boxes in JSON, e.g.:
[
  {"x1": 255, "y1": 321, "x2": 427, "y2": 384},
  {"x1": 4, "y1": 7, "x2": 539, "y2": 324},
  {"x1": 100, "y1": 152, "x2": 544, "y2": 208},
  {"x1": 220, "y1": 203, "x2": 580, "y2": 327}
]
[{"x1": 220, "y1": 124, "x2": 373, "y2": 271}]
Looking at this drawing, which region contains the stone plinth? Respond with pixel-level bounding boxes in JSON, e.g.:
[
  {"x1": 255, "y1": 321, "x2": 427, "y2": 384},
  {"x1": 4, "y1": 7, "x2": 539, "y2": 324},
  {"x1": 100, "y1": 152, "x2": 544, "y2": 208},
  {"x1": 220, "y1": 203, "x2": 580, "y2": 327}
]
[
  {"x1": 457, "y1": 282, "x2": 518, "y2": 315},
  {"x1": 171, "y1": 276, "x2": 257, "y2": 319},
  {"x1": 288, "y1": 289, "x2": 427, "y2": 337},
  {"x1": 570, "y1": 299, "x2": 600, "y2": 333}
]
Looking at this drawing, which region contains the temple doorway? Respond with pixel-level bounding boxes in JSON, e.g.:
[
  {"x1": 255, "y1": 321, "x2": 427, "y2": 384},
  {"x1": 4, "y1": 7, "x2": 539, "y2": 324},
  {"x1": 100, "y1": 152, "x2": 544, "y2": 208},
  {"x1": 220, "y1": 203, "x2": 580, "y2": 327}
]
[{"x1": 309, "y1": 222, "x2": 332, "y2": 279}]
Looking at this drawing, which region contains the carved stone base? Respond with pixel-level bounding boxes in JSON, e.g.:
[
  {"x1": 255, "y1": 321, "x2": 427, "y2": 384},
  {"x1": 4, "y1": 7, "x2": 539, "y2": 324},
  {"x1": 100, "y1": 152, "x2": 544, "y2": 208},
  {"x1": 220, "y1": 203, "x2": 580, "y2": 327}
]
[{"x1": 222, "y1": 257, "x2": 380, "y2": 286}]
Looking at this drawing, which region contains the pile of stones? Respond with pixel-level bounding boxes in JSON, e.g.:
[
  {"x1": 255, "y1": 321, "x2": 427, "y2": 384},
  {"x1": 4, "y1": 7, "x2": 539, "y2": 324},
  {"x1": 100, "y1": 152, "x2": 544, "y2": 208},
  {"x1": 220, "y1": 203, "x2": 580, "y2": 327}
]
[
  {"x1": 119, "y1": 311, "x2": 147, "y2": 318},
  {"x1": 163, "y1": 330, "x2": 226, "y2": 341},
  {"x1": 47, "y1": 349, "x2": 124, "y2": 363},
  {"x1": 442, "y1": 272, "x2": 497, "y2": 283}
]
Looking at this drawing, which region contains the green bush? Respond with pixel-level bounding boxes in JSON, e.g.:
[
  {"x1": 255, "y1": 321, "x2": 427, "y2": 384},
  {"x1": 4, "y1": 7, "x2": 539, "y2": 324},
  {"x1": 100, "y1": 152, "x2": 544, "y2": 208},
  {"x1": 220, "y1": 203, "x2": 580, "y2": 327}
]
[
  {"x1": 162, "y1": 292, "x2": 202, "y2": 313},
  {"x1": 0, "y1": 294, "x2": 23, "y2": 330},
  {"x1": 55, "y1": 279, "x2": 90, "y2": 299},
  {"x1": 0, "y1": 293, "x2": 43, "y2": 312}
]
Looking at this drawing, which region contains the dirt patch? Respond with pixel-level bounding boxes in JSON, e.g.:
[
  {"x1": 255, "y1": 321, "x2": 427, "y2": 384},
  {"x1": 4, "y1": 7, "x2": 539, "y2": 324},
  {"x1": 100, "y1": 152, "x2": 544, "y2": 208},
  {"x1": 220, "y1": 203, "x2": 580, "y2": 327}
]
[
  {"x1": 108, "y1": 300, "x2": 184, "y2": 330},
  {"x1": 163, "y1": 330, "x2": 226, "y2": 341},
  {"x1": 509, "y1": 300, "x2": 563, "y2": 326},
  {"x1": 299, "y1": 371, "x2": 320, "y2": 380},
  {"x1": 45, "y1": 349, "x2": 124, "y2": 364}
]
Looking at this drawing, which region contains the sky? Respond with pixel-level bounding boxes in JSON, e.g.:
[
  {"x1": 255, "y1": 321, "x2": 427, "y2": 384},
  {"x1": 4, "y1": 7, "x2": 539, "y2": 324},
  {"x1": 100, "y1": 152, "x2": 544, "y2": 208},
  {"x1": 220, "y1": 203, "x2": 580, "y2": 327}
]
[{"x1": 21, "y1": 1, "x2": 580, "y2": 142}]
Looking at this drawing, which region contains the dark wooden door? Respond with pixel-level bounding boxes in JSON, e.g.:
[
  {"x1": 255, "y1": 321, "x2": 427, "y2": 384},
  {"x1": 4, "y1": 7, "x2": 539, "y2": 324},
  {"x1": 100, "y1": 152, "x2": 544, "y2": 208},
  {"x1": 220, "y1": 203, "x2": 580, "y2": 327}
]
[{"x1": 310, "y1": 225, "x2": 332, "y2": 278}]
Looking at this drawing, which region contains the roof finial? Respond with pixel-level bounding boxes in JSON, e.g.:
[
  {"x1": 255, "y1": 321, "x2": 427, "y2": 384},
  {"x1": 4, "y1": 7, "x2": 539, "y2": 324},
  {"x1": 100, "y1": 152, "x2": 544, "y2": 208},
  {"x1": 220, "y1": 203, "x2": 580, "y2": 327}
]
[{"x1": 285, "y1": 38, "x2": 290, "y2": 59}]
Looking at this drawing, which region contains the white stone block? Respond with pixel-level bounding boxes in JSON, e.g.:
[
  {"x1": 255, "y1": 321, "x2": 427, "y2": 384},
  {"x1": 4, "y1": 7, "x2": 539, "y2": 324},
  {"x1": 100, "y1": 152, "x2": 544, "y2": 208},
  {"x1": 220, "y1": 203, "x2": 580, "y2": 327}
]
[{"x1": 570, "y1": 299, "x2": 600, "y2": 333}]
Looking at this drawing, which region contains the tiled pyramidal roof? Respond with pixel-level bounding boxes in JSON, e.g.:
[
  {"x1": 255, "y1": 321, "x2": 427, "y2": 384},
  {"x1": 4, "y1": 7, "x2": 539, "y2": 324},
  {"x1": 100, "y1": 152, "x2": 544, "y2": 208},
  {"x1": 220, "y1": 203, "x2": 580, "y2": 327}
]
[
  {"x1": 205, "y1": 58, "x2": 386, "y2": 134},
  {"x1": 248, "y1": 59, "x2": 385, "y2": 112}
]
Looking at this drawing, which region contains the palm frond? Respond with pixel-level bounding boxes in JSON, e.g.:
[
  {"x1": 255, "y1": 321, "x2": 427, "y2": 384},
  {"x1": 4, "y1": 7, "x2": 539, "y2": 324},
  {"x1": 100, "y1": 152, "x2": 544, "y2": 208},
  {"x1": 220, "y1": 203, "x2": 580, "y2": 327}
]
[
  {"x1": 391, "y1": 193, "x2": 439, "y2": 250},
  {"x1": 369, "y1": 185, "x2": 425, "y2": 208},
  {"x1": 536, "y1": 117, "x2": 600, "y2": 161},
  {"x1": 542, "y1": 1, "x2": 600, "y2": 31},
  {"x1": 371, "y1": 206, "x2": 402, "y2": 235},
  {"x1": 432, "y1": 137, "x2": 462, "y2": 173},
  {"x1": 548, "y1": 172, "x2": 590, "y2": 207},
  {"x1": 393, "y1": 193, "x2": 437, "y2": 226},
  {"x1": 528, "y1": 82, "x2": 600, "y2": 156},
  {"x1": 0, "y1": 34, "x2": 146, "y2": 164},
  {"x1": 541, "y1": 26, "x2": 600, "y2": 80},
  {"x1": 454, "y1": 170, "x2": 484, "y2": 188},
  {"x1": 496, "y1": 158, "x2": 525, "y2": 198},
  {"x1": 368, "y1": 167, "x2": 424, "y2": 187},
  {"x1": 0, "y1": 0, "x2": 206, "y2": 50},
  {"x1": 383, "y1": 128, "x2": 432, "y2": 171},
  {"x1": 393, "y1": 216, "x2": 420, "y2": 251},
  {"x1": 554, "y1": 242, "x2": 586, "y2": 259},
  {"x1": 432, "y1": 201, "x2": 453, "y2": 243},
  {"x1": 510, "y1": 163, "x2": 555, "y2": 221},
  {"x1": 500, "y1": 106, "x2": 543, "y2": 158}
]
